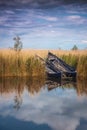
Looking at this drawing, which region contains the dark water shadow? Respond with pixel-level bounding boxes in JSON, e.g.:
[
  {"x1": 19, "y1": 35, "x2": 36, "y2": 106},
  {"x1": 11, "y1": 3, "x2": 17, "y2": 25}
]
[{"x1": 0, "y1": 115, "x2": 52, "y2": 130}]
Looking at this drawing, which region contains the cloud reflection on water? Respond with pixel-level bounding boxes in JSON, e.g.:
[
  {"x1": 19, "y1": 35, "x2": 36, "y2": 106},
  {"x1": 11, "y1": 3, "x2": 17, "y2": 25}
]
[{"x1": 0, "y1": 77, "x2": 87, "y2": 130}]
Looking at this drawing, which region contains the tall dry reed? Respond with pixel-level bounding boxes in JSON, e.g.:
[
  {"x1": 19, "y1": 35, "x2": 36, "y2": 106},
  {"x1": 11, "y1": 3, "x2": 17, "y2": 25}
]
[{"x1": 0, "y1": 49, "x2": 87, "y2": 78}]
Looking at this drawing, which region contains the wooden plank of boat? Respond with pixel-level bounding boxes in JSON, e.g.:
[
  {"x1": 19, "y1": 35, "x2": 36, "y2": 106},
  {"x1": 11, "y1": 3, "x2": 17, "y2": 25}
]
[
  {"x1": 46, "y1": 52, "x2": 77, "y2": 78},
  {"x1": 47, "y1": 52, "x2": 76, "y2": 72}
]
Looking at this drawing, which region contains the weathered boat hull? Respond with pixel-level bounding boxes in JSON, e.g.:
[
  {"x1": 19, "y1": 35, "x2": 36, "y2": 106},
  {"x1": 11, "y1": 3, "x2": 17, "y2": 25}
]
[
  {"x1": 47, "y1": 71, "x2": 77, "y2": 79},
  {"x1": 46, "y1": 52, "x2": 77, "y2": 79},
  {"x1": 36, "y1": 52, "x2": 77, "y2": 79},
  {"x1": 46, "y1": 72, "x2": 61, "y2": 78}
]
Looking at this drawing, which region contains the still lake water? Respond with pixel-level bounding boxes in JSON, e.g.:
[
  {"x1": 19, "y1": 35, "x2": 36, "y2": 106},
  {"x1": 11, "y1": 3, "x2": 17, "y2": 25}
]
[{"x1": 0, "y1": 77, "x2": 87, "y2": 130}]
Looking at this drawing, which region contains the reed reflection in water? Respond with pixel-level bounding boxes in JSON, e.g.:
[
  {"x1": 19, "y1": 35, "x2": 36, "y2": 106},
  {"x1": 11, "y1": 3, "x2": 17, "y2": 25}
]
[
  {"x1": 0, "y1": 77, "x2": 87, "y2": 100},
  {"x1": 0, "y1": 77, "x2": 45, "y2": 110}
]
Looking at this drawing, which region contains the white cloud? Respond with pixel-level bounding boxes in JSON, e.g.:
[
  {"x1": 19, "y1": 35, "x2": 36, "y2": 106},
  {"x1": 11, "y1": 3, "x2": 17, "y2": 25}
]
[
  {"x1": 0, "y1": 16, "x2": 9, "y2": 24},
  {"x1": 67, "y1": 15, "x2": 81, "y2": 20},
  {"x1": 66, "y1": 15, "x2": 86, "y2": 24},
  {"x1": 43, "y1": 16, "x2": 58, "y2": 21},
  {"x1": 36, "y1": 15, "x2": 58, "y2": 21},
  {"x1": 5, "y1": 10, "x2": 15, "y2": 15},
  {"x1": 82, "y1": 40, "x2": 87, "y2": 44}
]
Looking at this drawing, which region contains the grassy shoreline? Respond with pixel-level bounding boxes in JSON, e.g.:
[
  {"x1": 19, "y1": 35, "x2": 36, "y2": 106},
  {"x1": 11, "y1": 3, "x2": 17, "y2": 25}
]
[{"x1": 0, "y1": 49, "x2": 87, "y2": 79}]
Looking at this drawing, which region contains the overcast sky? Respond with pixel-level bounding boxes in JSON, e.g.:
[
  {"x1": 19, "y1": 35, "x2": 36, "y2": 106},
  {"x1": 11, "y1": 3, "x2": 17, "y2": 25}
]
[{"x1": 0, "y1": 0, "x2": 87, "y2": 49}]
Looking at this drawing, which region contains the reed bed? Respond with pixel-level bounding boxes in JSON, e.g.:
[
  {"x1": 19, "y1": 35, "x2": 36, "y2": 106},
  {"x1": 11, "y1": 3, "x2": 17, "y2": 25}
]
[
  {"x1": 0, "y1": 49, "x2": 45, "y2": 77},
  {"x1": 0, "y1": 49, "x2": 87, "y2": 79}
]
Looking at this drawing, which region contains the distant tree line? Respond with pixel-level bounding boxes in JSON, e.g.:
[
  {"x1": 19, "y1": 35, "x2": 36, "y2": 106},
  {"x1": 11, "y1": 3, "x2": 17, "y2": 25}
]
[{"x1": 11, "y1": 36, "x2": 78, "y2": 51}]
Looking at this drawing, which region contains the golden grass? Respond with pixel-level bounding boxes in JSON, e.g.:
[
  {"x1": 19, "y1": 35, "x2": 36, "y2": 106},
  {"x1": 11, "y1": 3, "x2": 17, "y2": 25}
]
[
  {"x1": 0, "y1": 48, "x2": 87, "y2": 57},
  {"x1": 0, "y1": 49, "x2": 87, "y2": 78},
  {"x1": 22, "y1": 49, "x2": 87, "y2": 58}
]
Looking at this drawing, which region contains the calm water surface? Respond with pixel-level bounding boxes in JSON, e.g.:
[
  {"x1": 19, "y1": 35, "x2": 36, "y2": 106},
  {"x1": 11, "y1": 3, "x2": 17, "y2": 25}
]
[{"x1": 0, "y1": 77, "x2": 87, "y2": 130}]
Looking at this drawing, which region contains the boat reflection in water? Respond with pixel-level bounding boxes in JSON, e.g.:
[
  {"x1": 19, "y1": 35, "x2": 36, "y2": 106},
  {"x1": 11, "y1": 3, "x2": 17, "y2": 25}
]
[{"x1": 46, "y1": 77, "x2": 77, "y2": 91}]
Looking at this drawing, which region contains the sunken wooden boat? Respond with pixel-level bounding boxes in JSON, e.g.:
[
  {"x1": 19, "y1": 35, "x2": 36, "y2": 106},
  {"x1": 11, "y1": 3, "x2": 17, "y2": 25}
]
[
  {"x1": 36, "y1": 52, "x2": 77, "y2": 79},
  {"x1": 46, "y1": 52, "x2": 77, "y2": 79}
]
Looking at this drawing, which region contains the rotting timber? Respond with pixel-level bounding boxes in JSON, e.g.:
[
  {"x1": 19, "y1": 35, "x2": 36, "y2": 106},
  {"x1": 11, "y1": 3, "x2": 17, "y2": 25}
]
[
  {"x1": 46, "y1": 52, "x2": 77, "y2": 78},
  {"x1": 36, "y1": 52, "x2": 77, "y2": 79}
]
